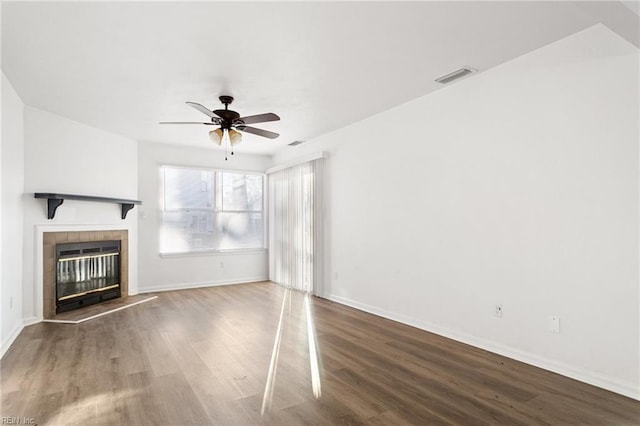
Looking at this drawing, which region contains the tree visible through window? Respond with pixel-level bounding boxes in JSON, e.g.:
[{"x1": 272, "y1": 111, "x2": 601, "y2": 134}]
[{"x1": 161, "y1": 166, "x2": 264, "y2": 254}]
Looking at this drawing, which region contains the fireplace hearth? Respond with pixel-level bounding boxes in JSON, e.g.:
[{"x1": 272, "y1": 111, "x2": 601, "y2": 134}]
[{"x1": 55, "y1": 240, "x2": 121, "y2": 313}]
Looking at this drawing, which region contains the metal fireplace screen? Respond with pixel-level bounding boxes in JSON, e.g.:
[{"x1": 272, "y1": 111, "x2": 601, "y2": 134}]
[{"x1": 55, "y1": 240, "x2": 121, "y2": 313}]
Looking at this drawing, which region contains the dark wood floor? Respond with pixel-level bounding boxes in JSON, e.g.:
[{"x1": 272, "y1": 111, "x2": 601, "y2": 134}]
[{"x1": 1, "y1": 282, "x2": 638, "y2": 425}]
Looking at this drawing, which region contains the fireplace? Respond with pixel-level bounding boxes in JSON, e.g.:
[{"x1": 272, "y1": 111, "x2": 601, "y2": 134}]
[
  {"x1": 43, "y1": 229, "x2": 129, "y2": 319},
  {"x1": 55, "y1": 240, "x2": 121, "y2": 313}
]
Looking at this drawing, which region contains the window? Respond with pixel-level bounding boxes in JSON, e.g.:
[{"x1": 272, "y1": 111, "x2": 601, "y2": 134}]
[{"x1": 160, "y1": 166, "x2": 265, "y2": 254}]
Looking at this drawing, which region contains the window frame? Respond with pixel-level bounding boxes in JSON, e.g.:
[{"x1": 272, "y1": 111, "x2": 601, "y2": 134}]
[{"x1": 159, "y1": 164, "x2": 267, "y2": 256}]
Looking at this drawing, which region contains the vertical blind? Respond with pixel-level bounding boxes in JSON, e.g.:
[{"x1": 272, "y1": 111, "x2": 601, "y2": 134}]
[{"x1": 268, "y1": 159, "x2": 323, "y2": 293}]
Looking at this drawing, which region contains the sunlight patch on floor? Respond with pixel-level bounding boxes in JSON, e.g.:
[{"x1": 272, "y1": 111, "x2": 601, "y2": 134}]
[
  {"x1": 305, "y1": 294, "x2": 322, "y2": 399},
  {"x1": 261, "y1": 289, "x2": 323, "y2": 416},
  {"x1": 260, "y1": 288, "x2": 289, "y2": 415}
]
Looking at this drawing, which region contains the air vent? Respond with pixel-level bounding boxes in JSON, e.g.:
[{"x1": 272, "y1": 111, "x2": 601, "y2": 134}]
[
  {"x1": 435, "y1": 67, "x2": 477, "y2": 84},
  {"x1": 288, "y1": 140, "x2": 304, "y2": 146}
]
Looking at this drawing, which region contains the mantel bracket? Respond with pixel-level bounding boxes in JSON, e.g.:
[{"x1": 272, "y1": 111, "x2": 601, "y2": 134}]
[
  {"x1": 121, "y1": 203, "x2": 135, "y2": 220},
  {"x1": 47, "y1": 198, "x2": 65, "y2": 220}
]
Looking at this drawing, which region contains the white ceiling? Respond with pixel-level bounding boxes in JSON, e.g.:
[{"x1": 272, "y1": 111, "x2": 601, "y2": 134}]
[{"x1": 1, "y1": 2, "x2": 634, "y2": 155}]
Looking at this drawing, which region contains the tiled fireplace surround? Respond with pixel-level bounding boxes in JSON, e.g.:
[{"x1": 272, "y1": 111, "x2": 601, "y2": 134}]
[{"x1": 42, "y1": 229, "x2": 128, "y2": 319}]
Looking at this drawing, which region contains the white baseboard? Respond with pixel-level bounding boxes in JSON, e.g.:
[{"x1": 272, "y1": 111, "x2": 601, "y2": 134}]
[
  {"x1": 22, "y1": 316, "x2": 40, "y2": 326},
  {"x1": 1, "y1": 316, "x2": 40, "y2": 359},
  {"x1": 138, "y1": 276, "x2": 269, "y2": 294},
  {"x1": 324, "y1": 294, "x2": 639, "y2": 401},
  {"x1": 1, "y1": 322, "x2": 24, "y2": 359}
]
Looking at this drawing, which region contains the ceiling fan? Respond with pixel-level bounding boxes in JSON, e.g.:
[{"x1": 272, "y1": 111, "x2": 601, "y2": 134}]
[{"x1": 160, "y1": 95, "x2": 280, "y2": 159}]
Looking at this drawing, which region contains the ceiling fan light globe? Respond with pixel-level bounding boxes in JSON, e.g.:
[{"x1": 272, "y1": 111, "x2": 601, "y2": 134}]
[
  {"x1": 209, "y1": 128, "x2": 224, "y2": 145},
  {"x1": 229, "y1": 129, "x2": 242, "y2": 145}
]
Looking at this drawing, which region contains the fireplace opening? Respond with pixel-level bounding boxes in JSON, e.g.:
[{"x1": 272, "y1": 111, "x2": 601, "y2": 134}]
[{"x1": 55, "y1": 240, "x2": 121, "y2": 313}]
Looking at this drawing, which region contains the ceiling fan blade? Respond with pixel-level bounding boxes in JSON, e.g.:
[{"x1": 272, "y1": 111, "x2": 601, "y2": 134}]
[
  {"x1": 237, "y1": 113, "x2": 280, "y2": 125},
  {"x1": 159, "y1": 121, "x2": 216, "y2": 125},
  {"x1": 236, "y1": 125, "x2": 279, "y2": 139},
  {"x1": 186, "y1": 102, "x2": 219, "y2": 118}
]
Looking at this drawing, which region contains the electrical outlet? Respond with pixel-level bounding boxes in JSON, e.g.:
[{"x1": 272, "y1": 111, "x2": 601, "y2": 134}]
[
  {"x1": 495, "y1": 304, "x2": 503, "y2": 317},
  {"x1": 220, "y1": 261, "x2": 224, "y2": 269},
  {"x1": 549, "y1": 316, "x2": 560, "y2": 333}
]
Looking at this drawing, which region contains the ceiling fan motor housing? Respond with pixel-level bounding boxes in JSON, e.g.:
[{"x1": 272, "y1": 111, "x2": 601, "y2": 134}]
[{"x1": 214, "y1": 96, "x2": 241, "y2": 129}]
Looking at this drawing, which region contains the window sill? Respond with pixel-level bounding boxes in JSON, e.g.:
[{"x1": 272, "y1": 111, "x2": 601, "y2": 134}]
[{"x1": 159, "y1": 248, "x2": 267, "y2": 259}]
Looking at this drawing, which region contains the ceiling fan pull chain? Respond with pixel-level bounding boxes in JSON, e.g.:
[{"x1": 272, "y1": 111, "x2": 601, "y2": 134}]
[{"x1": 225, "y1": 129, "x2": 229, "y2": 161}]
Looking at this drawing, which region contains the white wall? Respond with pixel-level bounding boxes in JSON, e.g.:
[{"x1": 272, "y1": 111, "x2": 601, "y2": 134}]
[
  {"x1": 273, "y1": 25, "x2": 640, "y2": 399},
  {"x1": 22, "y1": 107, "x2": 138, "y2": 320},
  {"x1": 137, "y1": 141, "x2": 270, "y2": 292},
  {"x1": 1, "y1": 72, "x2": 25, "y2": 355}
]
